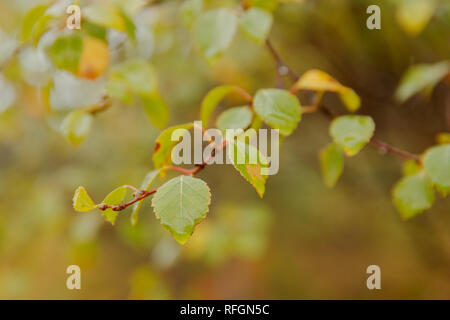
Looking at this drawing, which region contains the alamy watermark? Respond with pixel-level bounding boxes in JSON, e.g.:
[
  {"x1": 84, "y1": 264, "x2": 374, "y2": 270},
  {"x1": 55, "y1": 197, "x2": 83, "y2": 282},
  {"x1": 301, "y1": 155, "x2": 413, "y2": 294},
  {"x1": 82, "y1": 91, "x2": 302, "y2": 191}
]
[{"x1": 170, "y1": 121, "x2": 280, "y2": 175}]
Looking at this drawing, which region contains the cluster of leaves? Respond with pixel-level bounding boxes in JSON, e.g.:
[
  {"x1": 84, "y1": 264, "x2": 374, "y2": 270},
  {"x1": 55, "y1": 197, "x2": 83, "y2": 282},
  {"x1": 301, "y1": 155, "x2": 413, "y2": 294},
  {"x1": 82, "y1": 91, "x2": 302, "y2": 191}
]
[
  {"x1": 1, "y1": 0, "x2": 448, "y2": 246},
  {"x1": 1, "y1": 0, "x2": 170, "y2": 146}
]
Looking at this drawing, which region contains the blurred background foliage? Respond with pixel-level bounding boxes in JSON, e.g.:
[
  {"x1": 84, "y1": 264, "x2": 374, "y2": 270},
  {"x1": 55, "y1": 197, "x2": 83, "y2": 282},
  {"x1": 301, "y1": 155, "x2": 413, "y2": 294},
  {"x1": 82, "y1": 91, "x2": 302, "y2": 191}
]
[{"x1": 0, "y1": 0, "x2": 449, "y2": 299}]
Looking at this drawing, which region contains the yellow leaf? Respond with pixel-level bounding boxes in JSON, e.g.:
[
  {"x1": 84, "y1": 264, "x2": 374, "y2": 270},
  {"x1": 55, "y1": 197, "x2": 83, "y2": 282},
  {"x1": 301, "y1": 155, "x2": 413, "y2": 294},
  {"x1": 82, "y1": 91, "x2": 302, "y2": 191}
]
[
  {"x1": 73, "y1": 186, "x2": 96, "y2": 212},
  {"x1": 292, "y1": 69, "x2": 360, "y2": 112},
  {"x1": 77, "y1": 36, "x2": 110, "y2": 80}
]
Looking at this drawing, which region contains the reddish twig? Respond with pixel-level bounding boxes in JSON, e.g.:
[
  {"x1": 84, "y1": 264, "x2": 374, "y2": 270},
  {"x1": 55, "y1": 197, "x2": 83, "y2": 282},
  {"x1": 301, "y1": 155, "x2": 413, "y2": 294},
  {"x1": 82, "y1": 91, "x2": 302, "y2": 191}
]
[
  {"x1": 98, "y1": 138, "x2": 228, "y2": 212},
  {"x1": 265, "y1": 39, "x2": 421, "y2": 163}
]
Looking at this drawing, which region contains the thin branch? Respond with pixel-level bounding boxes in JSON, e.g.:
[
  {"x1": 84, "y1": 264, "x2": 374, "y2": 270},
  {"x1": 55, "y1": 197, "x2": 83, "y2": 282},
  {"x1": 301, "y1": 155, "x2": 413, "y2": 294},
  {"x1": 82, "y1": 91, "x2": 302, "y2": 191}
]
[
  {"x1": 265, "y1": 39, "x2": 421, "y2": 163},
  {"x1": 98, "y1": 138, "x2": 227, "y2": 212}
]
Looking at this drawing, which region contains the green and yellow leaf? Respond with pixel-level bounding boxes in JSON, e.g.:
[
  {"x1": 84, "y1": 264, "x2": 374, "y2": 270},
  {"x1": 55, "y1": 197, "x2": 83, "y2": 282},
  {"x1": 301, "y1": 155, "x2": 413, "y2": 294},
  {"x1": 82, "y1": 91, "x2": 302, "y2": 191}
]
[
  {"x1": 329, "y1": 115, "x2": 375, "y2": 157},
  {"x1": 151, "y1": 176, "x2": 211, "y2": 244}
]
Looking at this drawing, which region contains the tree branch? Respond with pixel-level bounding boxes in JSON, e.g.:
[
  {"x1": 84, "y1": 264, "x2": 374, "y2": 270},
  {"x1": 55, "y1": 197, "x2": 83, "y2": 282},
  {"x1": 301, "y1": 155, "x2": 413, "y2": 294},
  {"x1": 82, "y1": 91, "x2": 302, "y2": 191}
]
[
  {"x1": 97, "y1": 138, "x2": 227, "y2": 212},
  {"x1": 265, "y1": 39, "x2": 421, "y2": 163}
]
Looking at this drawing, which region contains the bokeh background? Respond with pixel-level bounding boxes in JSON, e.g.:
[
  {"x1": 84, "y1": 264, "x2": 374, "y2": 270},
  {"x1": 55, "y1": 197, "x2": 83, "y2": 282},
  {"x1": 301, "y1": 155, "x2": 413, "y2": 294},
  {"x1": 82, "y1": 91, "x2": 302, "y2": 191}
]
[{"x1": 0, "y1": 0, "x2": 449, "y2": 299}]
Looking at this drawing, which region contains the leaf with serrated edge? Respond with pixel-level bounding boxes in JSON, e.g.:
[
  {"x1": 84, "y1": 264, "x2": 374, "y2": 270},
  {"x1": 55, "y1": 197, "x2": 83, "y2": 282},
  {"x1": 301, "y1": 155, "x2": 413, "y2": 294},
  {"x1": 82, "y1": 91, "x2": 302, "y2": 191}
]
[
  {"x1": 392, "y1": 172, "x2": 435, "y2": 220},
  {"x1": 131, "y1": 169, "x2": 161, "y2": 226},
  {"x1": 100, "y1": 186, "x2": 129, "y2": 225},
  {"x1": 216, "y1": 106, "x2": 253, "y2": 132},
  {"x1": 152, "y1": 176, "x2": 211, "y2": 244},
  {"x1": 152, "y1": 123, "x2": 194, "y2": 169},
  {"x1": 73, "y1": 187, "x2": 95, "y2": 212},
  {"x1": 227, "y1": 138, "x2": 269, "y2": 197},
  {"x1": 329, "y1": 115, "x2": 375, "y2": 157},
  {"x1": 253, "y1": 88, "x2": 301, "y2": 136}
]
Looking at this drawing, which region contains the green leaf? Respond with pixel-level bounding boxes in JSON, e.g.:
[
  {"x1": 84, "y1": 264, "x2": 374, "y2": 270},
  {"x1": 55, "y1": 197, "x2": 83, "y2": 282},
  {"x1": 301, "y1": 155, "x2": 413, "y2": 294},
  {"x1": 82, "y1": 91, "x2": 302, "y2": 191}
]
[
  {"x1": 47, "y1": 34, "x2": 83, "y2": 73},
  {"x1": 423, "y1": 144, "x2": 450, "y2": 196},
  {"x1": 119, "y1": 9, "x2": 136, "y2": 42},
  {"x1": 152, "y1": 123, "x2": 194, "y2": 169},
  {"x1": 227, "y1": 138, "x2": 269, "y2": 198},
  {"x1": 140, "y1": 93, "x2": 170, "y2": 129},
  {"x1": 392, "y1": 173, "x2": 435, "y2": 219},
  {"x1": 179, "y1": 0, "x2": 203, "y2": 29},
  {"x1": 109, "y1": 58, "x2": 158, "y2": 96},
  {"x1": 239, "y1": 8, "x2": 273, "y2": 44},
  {"x1": 396, "y1": 0, "x2": 436, "y2": 36},
  {"x1": 193, "y1": 8, "x2": 237, "y2": 62},
  {"x1": 319, "y1": 143, "x2": 344, "y2": 188},
  {"x1": 330, "y1": 115, "x2": 375, "y2": 156},
  {"x1": 292, "y1": 69, "x2": 361, "y2": 112},
  {"x1": 73, "y1": 187, "x2": 96, "y2": 212},
  {"x1": 100, "y1": 186, "x2": 129, "y2": 225},
  {"x1": 151, "y1": 176, "x2": 211, "y2": 244},
  {"x1": 395, "y1": 61, "x2": 450, "y2": 102},
  {"x1": 21, "y1": 4, "x2": 52, "y2": 43},
  {"x1": 84, "y1": 2, "x2": 129, "y2": 32},
  {"x1": 253, "y1": 88, "x2": 301, "y2": 136},
  {"x1": 200, "y1": 85, "x2": 249, "y2": 126},
  {"x1": 216, "y1": 106, "x2": 253, "y2": 131},
  {"x1": 131, "y1": 169, "x2": 161, "y2": 226},
  {"x1": 60, "y1": 110, "x2": 93, "y2": 147}
]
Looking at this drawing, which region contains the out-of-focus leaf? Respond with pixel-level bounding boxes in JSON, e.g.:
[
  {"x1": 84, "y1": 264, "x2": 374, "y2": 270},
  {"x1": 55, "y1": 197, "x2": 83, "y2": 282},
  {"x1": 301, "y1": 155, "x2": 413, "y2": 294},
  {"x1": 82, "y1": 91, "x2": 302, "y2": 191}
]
[
  {"x1": 131, "y1": 169, "x2": 161, "y2": 226},
  {"x1": 253, "y1": 88, "x2": 301, "y2": 136},
  {"x1": 402, "y1": 160, "x2": 421, "y2": 176},
  {"x1": 216, "y1": 106, "x2": 253, "y2": 131},
  {"x1": 108, "y1": 58, "x2": 158, "y2": 96},
  {"x1": 60, "y1": 110, "x2": 93, "y2": 146},
  {"x1": 21, "y1": 4, "x2": 52, "y2": 43},
  {"x1": 152, "y1": 176, "x2": 211, "y2": 245},
  {"x1": 100, "y1": 186, "x2": 129, "y2": 225},
  {"x1": 179, "y1": 0, "x2": 203, "y2": 29},
  {"x1": 396, "y1": 0, "x2": 436, "y2": 36},
  {"x1": 193, "y1": 8, "x2": 237, "y2": 63},
  {"x1": 83, "y1": 2, "x2": 128, "y2": 32},
  {"x1": 47, "y1": 33, "x2": 83, "y2": 73},
  {"x1": 140, "y1": 93, "x2": 170, "y2": 129},
  {"x1": 292, "y1": 69, "x2": 360, "y2": 112},
  {"x1": 50, "y1": 70, "x2": 105, "y2": 110},
  {"x1": 200, "y1": 85, "x2": 250, "y2": 126},
  {"x1": 0, "y1": 74, "x2": 16, "y2": 114},
  {"x1": 227, "y1": 138, "x2": 269, "y2": 197},
  {"x1": 330, "y1": 115, "x2": 375, "y2": 156},
  {"x1": 82, "y1": 20, "x2": 108, "y2": 41},
  {"x1": 239, "y1": 8, "x2": 273, "y2": 44},
  {"x1": 319, "y1": 143, "x2": 344, "y2": 188},
  {"x1": 395, "y1": 61, "x2": 450, "y2": 102},
  {"x1": 77, "y1": 36, "x2": 110, "y2": 80},
  {"x1": 436, "y1": 133, "x2": 450, "y2": 145},
  {"x1": 423, "y1": 144, "x2": 450, "y2": 196},
  {"x1": 392, "y1": 173, "x2": 435, "y2": 219},
  {"x1": 152, "y1": 123, "x2": 194, "y2": 169},
  {"x1": 73, "y1": 186, "x2": 96, "y2": 212},
  {"x1": 19, "y1": 47, "x2": 53, "y2": 86},
  {"x1": 0, "y1": 30, "x2": 19, "y2": 66}
]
